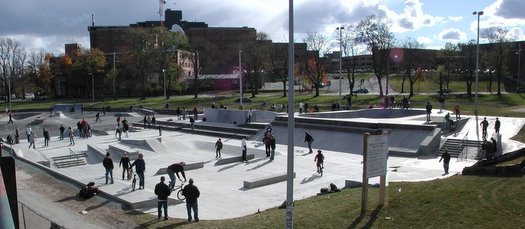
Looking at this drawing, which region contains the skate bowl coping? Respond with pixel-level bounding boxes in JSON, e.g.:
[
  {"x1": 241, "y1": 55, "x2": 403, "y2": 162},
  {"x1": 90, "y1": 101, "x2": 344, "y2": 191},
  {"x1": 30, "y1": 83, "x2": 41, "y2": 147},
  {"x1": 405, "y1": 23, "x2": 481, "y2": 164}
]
[
  {"x1": 243, "y1": 172, "x2": 296, "y2": 189},
  {"x1": 300, "y1": 108, "x2": 426, "y2": 119}
]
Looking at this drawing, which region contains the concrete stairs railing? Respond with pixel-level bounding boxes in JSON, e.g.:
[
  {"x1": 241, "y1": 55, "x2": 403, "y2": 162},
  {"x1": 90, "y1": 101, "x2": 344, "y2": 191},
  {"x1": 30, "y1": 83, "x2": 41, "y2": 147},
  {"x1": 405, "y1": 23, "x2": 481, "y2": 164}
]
[
  {"x1": 438, "y1": 138, "x2": 482, "y2": 158},
  {"x1": 52, "y1": 152, "x2": 88, "y2": 168}
]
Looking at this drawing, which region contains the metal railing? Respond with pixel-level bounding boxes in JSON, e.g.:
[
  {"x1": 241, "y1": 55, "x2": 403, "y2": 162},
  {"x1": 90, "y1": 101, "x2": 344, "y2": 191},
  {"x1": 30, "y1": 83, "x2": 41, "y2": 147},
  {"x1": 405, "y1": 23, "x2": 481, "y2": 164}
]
[
  {"x1": 457, "y1": 131, "x2": 469, "y2": 161},
  {"x1": 68, "y1": 148, "x2": 79, "y2": 161}
]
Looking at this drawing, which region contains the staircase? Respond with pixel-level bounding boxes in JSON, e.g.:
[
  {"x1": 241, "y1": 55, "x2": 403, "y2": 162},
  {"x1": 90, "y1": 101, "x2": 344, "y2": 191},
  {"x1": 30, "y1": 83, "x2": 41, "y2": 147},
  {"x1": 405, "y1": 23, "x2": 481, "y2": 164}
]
[
  {"x1": 52, "y1": 152, "x2": 87, "y2": 168},
  {"x1": 437, "y1": 138, "x2": 482, "y2": 158}
]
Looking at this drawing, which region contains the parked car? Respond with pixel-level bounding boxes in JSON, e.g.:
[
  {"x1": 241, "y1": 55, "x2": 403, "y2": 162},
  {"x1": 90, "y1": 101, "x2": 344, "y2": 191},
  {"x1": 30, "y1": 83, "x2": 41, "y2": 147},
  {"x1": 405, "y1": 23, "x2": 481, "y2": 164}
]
[
  {"x1": 436, "y1": 88, "x2": 452, "y2": 94},
  {"x1": 517, "y1": 87, "x2": 525, "y2": 93},
  {"x1": 352, "y1": 88, "x2": 369, "y2": 94}
]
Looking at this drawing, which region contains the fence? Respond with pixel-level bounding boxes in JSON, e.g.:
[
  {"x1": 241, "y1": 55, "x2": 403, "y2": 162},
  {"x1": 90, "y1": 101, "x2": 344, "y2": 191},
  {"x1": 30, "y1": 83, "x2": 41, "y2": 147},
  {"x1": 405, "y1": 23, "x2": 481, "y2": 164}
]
[{"x1": 18, "y1": 201, "x2": 64, "y2": 229}]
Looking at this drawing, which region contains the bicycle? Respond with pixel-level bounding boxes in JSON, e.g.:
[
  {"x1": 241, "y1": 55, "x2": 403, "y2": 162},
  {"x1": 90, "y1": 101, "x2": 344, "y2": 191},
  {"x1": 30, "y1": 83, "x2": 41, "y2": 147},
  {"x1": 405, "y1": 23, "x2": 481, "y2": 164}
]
[
  {"x1": 172, "y1": 181, "x2": 186, "y2": 200},
  {"x1": 131, "y1": 173, "x2": 137, "y2": 191},
  {"x1": 317, "y1": 163, "x2": 323, "y2": 176}
]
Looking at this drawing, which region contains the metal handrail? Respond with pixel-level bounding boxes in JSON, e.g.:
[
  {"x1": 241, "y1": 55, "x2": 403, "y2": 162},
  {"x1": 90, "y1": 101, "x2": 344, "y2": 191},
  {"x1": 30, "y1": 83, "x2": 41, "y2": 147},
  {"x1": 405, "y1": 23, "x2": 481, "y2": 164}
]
[
  {"x1": 69, "y1": 148, "x2": 80, "y2": 161},
  {"x1": 457, "y1": 131, "x2": 469, "y2": 161}
]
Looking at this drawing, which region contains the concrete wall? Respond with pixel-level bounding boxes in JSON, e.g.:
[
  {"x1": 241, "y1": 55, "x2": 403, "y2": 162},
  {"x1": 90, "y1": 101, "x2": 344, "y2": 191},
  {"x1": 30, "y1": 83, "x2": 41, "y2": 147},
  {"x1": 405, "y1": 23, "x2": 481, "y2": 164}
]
[{"x1": 203, "y1": 109, "x2": 276, "y2": 124}]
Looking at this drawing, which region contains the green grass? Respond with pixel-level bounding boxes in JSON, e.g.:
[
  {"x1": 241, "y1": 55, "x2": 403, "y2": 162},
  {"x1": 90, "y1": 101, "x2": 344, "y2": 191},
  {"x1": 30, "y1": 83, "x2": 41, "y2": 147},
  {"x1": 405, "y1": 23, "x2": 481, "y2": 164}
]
[{"x1": 124, "y1": 175, "x2": 525, "y2": 228}]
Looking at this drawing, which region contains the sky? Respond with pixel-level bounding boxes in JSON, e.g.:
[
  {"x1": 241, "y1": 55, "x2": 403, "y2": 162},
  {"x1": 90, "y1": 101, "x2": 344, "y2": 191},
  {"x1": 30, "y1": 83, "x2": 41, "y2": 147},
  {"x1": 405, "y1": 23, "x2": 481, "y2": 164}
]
[{"x1": 1, "y1": 0, "x2": 524, "y2": 55}]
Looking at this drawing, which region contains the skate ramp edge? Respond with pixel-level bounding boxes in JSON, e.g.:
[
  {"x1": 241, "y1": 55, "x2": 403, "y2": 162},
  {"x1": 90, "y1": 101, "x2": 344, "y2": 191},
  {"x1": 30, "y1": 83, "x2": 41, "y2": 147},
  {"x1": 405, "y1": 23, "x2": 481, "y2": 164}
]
[{"x1": 243, "y1": 172, "x2": 295, "y2": 189}]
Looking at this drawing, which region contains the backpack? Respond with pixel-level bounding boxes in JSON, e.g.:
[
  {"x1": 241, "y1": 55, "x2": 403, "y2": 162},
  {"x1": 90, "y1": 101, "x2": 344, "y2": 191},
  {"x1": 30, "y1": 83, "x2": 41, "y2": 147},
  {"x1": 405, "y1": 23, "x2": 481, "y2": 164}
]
[
  {"x1": 320, "y1": 187, "x2": 330, "y2": 194},
  {"x1": 330, "y1": 183, "x2": 340, "y2": 192}
]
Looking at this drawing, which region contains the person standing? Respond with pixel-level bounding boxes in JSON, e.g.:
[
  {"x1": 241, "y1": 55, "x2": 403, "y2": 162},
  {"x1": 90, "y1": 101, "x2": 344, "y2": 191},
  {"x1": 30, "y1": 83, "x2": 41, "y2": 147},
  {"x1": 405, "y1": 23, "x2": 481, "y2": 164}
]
[
  {"x1": 438, "y1": 95, "x2": 445, "y2": 112},
  {"x1": 95, "y1": 112, "x2": 100, "y2": 123},
  {"x1": 182, "y1": 107, "x2": 187, "y2": 120},
  {"x1": 151, "y1": 114, "x2": 156, "y2": 126},
  {"x1": 68, "y1": 127, "x2": 75, "y2": 145},
  {"x1": 193, "y1": 106, "x2": 198, "y2": 120},
  {"x1": 7, "y1": 111, "x2": 13, "y2": 124},
  {"x1": 154, "y1": 176, "x2": 171, "y2": 220},
  {"x1": 28, "y1": 131, "x2": 36, "y2": 149},
  {"x1": 241, "y1": 137, "x2": 247, "y2": 162},
  {"x1": 167, "y1": 162, "x2": 187, "y2": 190},
  {"x1": 116, "y1": 116, "x2": 121, "y2": 128},
  {"x1": 270, "y1": 134, "x2": 276, "y2": 161},
  {"x1": 247, "y1": 108, "x2": 252, "y2": 123},
  {"x1": 454, "y1": 103, "x2": 461, "y2": 120},
  {"x1": 480, "y1": 117, "x2": 489, "y2": 139},
  {"x1": 26, "y1": 127, "x2": 32, "y2": 142},
  {"x1": 439, "y1": 149, "x2": 451, "y2": 175},
  {"x1": 182, "y1": 178, "x2": 200, "y2": 223},
  {"x1": 43, "y1": 128, "x2": 50, "y2": 147},
  {"x1": 304, "y1": 131, "x2": 314, "y2": 154},
  {"x1": 103, "y1": 153, "x2": 114, "y2": 184},
  {"x1": 263, "y1": 133, "x2": 271, "y2": 157},
  {"x1": 130, "y1": 153, "x2": 146, "y2": 190},
  {"x1": 215, "y1": 139, "x2": 223, "y2": 158},
  {"x1": 189, "y1": 116, "x2": 195, "y2": 132},
  {"x1": 299, "y1": 102, "x2": 304, "y2": 114},
  {"x1": 143, "y1": 115, "x2": 147, "y2": 128},
  {"x1": 494, "y1": 117, "x2": 501, "y2": 134},
  {"x1": 147, "y1": 115, "x2": 152, "y2": 127},
  {"x1": 119, "y1": 152, "x2": 131, "y2": 180},
  {"x1": 425, "y1": 102, "x2": 432, "y2": 123},
  {"x1": 59, "y1": 124, "x2": 65, "y2": 140},
  {"x1": 314, "y1": 150, "x2": 325, "y2": 173}
]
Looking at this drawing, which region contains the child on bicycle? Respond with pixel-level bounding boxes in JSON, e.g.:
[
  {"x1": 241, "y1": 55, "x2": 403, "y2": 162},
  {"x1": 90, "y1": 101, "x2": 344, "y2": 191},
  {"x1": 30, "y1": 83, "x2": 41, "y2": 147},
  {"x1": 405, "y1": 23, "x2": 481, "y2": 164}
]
[{"x1": 314, "y1": 150, "x2": 324, "y2": 173}]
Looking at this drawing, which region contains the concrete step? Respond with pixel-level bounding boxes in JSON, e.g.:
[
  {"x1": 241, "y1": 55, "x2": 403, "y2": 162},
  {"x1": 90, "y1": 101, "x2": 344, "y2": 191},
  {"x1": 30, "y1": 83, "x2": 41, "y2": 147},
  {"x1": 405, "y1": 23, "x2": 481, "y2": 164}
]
[
  {"x1": 55, "y1": 159, "x2": 87, "y2": 168},
  {"x1": 179, "y1": 128, "x2": 251, "y2": 140},
  {"x1": 51, "y1": 153, "x2": 88, "y2": 161}
]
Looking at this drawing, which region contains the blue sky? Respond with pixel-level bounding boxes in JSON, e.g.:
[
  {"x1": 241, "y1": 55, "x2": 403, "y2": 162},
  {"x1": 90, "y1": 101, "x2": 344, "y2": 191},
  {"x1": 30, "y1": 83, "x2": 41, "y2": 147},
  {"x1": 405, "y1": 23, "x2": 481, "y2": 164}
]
[{"x1": 0, "y1": 0, "x2": 524, "y2": 54}]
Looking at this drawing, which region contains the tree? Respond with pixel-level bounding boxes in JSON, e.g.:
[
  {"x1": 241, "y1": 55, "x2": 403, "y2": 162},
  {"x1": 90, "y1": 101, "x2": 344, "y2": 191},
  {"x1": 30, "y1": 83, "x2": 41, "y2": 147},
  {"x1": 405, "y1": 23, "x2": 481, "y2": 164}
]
[
  {"x1": 0, "y1": 38, "x2": 23, "y2": 103},
  {"x1": 400, "y1": 37, "x2": 425, "y2": 97},
  {"x1": 457, "y1": 40, "x2": 477, "y2": 97},
  {"x1": 243, "y1": 32, "x2": 271, "y2": 98},
  {"x1": 268, "y1": 43, "x2": 289, "y2": 97},
  {"x1": 356, "y1": 15, "x2": 395, "y2": 96},
  {"x1": 437, "y1": 43, "x2": 459, "y2": 91},
  {"x1": 303, "y1": 32, "x2": 331, "y2": 96},
  {"x1": 337, "y1": 24, "x2": 359, "y2": 107},
  {"x1": 186, "y1": 36, "x2": 218, "y2": 98},
  {"x1": 71, "y1": 48, "x2": 106, "y2": 98},
  {"x1": 482, "y1": 27, "x2": 510, "y2": 95}
]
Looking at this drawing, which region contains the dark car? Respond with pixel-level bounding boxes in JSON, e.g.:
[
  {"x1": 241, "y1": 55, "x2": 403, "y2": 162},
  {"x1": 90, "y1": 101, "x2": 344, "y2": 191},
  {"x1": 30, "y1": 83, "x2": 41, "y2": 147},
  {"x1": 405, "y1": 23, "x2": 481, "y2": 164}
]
[
  {"x1": 352, "y1": 88, "x2": 369, "y2": 94},
  {"x1": 436, "y1": 88, "x2": 452, "y2": 94},
  {"x1": 516, "y1": 87, "x2": 525, "y2": 93}
]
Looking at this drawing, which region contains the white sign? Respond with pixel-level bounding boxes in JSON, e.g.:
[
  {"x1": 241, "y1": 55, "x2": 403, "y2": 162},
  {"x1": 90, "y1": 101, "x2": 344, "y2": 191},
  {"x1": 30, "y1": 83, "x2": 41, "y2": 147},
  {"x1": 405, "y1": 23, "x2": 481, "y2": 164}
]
[{"x1": 365, "y1": 134, "x2": 388, "y2": 178}]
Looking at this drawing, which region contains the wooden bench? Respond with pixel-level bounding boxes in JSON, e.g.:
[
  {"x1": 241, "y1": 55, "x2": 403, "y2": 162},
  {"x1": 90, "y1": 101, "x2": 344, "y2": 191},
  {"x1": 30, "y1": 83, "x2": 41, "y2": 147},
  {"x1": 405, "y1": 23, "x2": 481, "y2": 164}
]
[
  {"x1": 154, "y1": 162, "x2": 205, "y2": 175},
  {"x1": 243, "y1": 172, "x2": 295, "y2": 189},
  {"x1": 215, "y1": 154, "x2": 255, "y2": 166}
]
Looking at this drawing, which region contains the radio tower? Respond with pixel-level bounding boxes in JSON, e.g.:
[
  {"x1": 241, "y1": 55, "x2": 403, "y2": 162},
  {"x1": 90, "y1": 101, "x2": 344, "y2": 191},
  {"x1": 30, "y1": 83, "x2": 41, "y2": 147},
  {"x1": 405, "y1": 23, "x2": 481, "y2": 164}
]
[{"x1": 159, "y1": 0, "x2": 166, "y2": 27}]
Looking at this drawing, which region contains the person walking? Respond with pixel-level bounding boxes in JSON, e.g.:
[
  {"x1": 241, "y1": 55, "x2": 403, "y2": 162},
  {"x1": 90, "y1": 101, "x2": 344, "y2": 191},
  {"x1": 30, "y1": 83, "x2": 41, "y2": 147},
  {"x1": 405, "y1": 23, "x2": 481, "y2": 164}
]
[
  {"x1": 189, "y1": 116, "x2": 195, "y2": 132},
  {"x1": 15, "y1": 128, "x2": 19, "y2": 144},
  {"x1": 167, "y1": 162, "x2": 187, "y2": 190},
  {"x1": 26, "y1": 127, "x2": 32, "y2": 142},
  {"x1": 438, "y1": 95, "x2": 445, "y2": 113},
  {"x1": 43, "y1": 128, "x2": 50, "y2": 147},
  {"x1": 154, "y1": 176, "x2": 171, "y2": 220},
  {"x1": 314, "y1": 150, "x2": 325, "y2": 173},
  {"x1": 143, "y1": 115, "x2": 147, "y2": 128},
  {"x1": 59, "y1": 124, "x2": 65, "y2": 140},
  {"x1": 95, "y1": 112, "x2": 100, "y2": 123},
  {"x1": 304, "y1": 131, "x2": 314, "y2": 154},
  {"x1": 215, "y1": 139, "x2": 223, "y2": 158},
  {"x1": 270, "y1": 134, "x2": 276, "y2": 161},
  {"x1": 241, "y1": 137, "x2": 247, "y2": 162},
  {"x1": 494, "y1": 117, "x2": 501, "y2": 134},
  {"x1": 151, "y1": 114, "x2": 156, "y2": 126},
  {"x1": 130, "y1": 153, "x2": 146, "y2": 190},
  {"x1": 28, "y1": 131, "x2": 36, "y2": 149},
  {"x1": 439, "y1": 149, "x2": 451, "y2": 175},
  {"x1": 103, "y1": 153, "x2": 114, "y2": 184},
  {"x1": 182, "y1": 178, "x2": 200, "y2": 223},
  {"x1": 246, "y1": 108, "x2": 252, "y2": 123},
  {"x1": 425, "y1": 102, "x2": 432, "y2": 123},
  {"x1": 7, "y1": 112, "x2": 13, "y2": 124},
  {"x1": 119, "y1": 152, "x2": 131, "y2": 180},
  {"x1": 116, "y1": 116, "x2": 121, "y2": 128},
  {"x1": 68, "y1": 127, "x2": 75, "y2": 145},
  {"x1": 193, "y1": 106, "x2": 198, "y2": 120},
  {"x1": 480, "y1": 117, "x2": 489, "y2": 139},
  {"x1": 454, "y1": 103, "x2": 461, "y2": 120},
  {"x1": 263, "y1": 133, "x2": 271, "y2": 157}
]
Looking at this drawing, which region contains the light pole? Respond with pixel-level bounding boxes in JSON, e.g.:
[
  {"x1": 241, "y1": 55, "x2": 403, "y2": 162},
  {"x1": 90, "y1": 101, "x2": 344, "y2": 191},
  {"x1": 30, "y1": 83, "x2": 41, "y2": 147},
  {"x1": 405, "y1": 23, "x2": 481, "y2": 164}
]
[
  {"x1": 286, "y1": 0, "x2": 295, "y2": 227},
  {"x1": 162, "y1": 69, "x2": 166, "y2": 99},
  {"x1": 473, "y1": 10, "x2": 483, "y2": 149},
  {"x1": 90, "y1": 73, "x2": 94, "y2": 102},
  {"x1": 337, "y1": 26, "x2": 344, "y2": 110},
  {"x1": 239, "y1": 46, "x2": 243, "y2": 109},
  {"x1": 518, "y1": 43, "x2": 522, "y2": 88}
]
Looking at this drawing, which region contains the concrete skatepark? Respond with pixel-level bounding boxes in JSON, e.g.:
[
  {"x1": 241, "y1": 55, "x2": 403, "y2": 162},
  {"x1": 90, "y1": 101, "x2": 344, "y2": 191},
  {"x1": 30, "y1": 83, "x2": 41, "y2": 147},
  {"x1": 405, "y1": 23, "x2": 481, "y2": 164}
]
[{"x1": 2, "y1": 106, "x2": 525, "y2": 222}]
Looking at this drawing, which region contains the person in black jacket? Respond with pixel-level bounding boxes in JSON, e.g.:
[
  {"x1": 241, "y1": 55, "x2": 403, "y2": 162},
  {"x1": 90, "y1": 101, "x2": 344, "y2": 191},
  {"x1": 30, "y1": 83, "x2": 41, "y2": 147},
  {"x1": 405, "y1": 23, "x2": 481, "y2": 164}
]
[
  {"x1": 130, "y1": 153, "x2": 146, "y2": 189},
  {"x1": 103, "y1": 153, "x2": 114, "y2": 184},
  {"x1": 182, "y1": 178, "x2": 200, "y2": 223},
  {"x1": 119, "y1": 152, "x2": 131, "y2": 180},
  {"x1": 154, "y1": 176, "x2": 171, "y2": 220},
  {"x1": 304, "y1": 131, "x2": 314, "y2": 154},
  {"x1": 439, "y1": 150, "x2": 451, "y2": 175},
  {"x1": 167, "y1": 162, "x2": 187, "y2": 190}
]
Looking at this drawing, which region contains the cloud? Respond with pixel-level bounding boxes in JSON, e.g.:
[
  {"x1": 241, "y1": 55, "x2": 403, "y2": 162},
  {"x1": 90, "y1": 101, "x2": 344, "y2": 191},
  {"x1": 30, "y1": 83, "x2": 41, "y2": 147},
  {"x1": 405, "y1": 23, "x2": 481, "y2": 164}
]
[
  {"x1": 438, "y1": 29, "x2": 467, "y2": 41},
  {"x1": 495, "y1": 0, "x2": 525, "y2": 20},
  {"x1": 417, "y1": 36, "x2": 433, "y2": 44},
  {"x1": 447, "y1": 16, "x2": 463, "y2": 22},
  {"x1": 378, "y1": 0, "x2": 445, "y2": 33}
]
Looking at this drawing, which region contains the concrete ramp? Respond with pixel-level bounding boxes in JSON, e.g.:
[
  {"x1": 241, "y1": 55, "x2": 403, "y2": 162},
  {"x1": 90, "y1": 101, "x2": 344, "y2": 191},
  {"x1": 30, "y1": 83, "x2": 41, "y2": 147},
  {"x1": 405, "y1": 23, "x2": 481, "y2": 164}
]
[
  {"x1": 145, "y1": 139, "x2": 169, "y2": 154},
  {"x1": 108, "y1": 144, "x2": 139, "y2": 160},
  {"x1": 215, "y1": 154, "x2": 255, "y2": 166},
  {"x1": 86, "y1": 144, "x2": 106, "y2": 164},
  {"x1": 154, "y1": 162, "x2": 205, "y2": 175}
]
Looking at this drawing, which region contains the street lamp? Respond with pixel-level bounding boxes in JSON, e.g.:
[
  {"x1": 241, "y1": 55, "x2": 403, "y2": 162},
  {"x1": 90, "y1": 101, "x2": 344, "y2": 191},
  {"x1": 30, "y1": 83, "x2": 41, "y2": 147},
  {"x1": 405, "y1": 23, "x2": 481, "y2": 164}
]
[
  {"x1": 239, "y1": 46, "x2": 243, "y2": 109},
  {"x1": 162, "y1": 69, "x2": 166, "y2": 99},
  {"x1": 337, "y1": 26, "x2": 344, "y2": 110},
  {"x1": 473, "y1": 10, "x2": 483, "y2": 150},
  {"x1": 518, "y1": 43, "x2": 522, "y2": 88},
  {"x1": 90, "y1": 73, "x2": 94, "y2": 102}
]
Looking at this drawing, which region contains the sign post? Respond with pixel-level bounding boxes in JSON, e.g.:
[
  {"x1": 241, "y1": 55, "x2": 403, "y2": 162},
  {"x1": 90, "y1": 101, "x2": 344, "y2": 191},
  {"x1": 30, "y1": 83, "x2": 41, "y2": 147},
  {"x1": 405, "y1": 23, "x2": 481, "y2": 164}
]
[{"x1": 361, "y1": 132, "x2": 388, "y2": 214}]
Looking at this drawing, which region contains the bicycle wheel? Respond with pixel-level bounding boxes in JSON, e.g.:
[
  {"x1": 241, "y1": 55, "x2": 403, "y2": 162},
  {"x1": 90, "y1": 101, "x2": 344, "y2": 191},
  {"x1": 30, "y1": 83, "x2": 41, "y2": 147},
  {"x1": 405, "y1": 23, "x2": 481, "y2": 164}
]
[
  {"x1": 132, "y1": 179, "x2": 136, "y2": 191},
  {"x1": 177, "y1": 189, "x2": 185, "y2": 200}
]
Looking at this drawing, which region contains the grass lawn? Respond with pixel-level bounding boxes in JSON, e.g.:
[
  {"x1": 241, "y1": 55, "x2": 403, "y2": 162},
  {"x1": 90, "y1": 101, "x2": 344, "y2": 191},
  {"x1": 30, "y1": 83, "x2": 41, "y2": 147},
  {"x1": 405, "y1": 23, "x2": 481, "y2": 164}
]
[{"x1": 125, "y1": 175, "x2": 525, "y2": 228}]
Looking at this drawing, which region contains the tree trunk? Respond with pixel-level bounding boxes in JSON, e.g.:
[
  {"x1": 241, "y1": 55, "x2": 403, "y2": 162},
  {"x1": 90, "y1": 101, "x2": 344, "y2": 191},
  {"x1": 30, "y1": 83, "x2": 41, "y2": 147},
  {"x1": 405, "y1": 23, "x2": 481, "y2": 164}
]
[{"x1": 282, "y1": 81, "x2": 287, "y2": 97}]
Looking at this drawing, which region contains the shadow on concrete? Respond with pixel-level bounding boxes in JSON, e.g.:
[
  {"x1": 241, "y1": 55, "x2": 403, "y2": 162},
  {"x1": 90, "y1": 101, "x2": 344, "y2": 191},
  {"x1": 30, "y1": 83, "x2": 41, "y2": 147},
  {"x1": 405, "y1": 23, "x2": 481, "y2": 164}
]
[
  {"x1": 217, "y1": 162, "x2": 243, "y2": 172},
  {"x1": 246, "y1": 160, "x2": 272, "y2": 171},
  {"x1": 300, "y1": 174, "x2": 321, "y2": 184}
]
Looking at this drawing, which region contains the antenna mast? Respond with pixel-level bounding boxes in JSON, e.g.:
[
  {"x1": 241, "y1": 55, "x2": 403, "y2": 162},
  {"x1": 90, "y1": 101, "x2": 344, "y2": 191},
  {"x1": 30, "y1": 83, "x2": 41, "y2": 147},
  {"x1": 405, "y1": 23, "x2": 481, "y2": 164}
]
[{"x1": 159, "y1": 0, "x2": 166, "y2": 27}]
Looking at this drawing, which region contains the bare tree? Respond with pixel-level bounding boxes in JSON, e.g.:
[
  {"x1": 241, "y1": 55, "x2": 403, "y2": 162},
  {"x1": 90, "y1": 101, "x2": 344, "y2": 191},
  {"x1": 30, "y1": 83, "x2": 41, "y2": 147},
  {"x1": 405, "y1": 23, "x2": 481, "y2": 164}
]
[
  {"x1": 458, "y1": 40, "x2": 477, "y2": 97},
  {"x1": 337, "y1": 24, "x2": 359, "y2": 107},
  {"x1": 482, "y1": 27, "x2": 510, "y2": 95},
  {"x1": 400, "y1": 37, "x2": 425, "y2": 97},
  {"x1": 268, "y1": 43, "x2": 288, "y2": 97},
  {"x1": 243, "y1": 32, "x2": 271, "y2": 98},
  {"x1": 356, "y1": 15, "x2": 395, "y2": 96},
  {"x1": 0, "y1": 38, "x2": 21, "y2": 102},
  {"x1": 303, "y1": 32, "x2": 331, "y2": 96},
  {"x1": 437, "y1": 43, "x2": 459, "y2": 91}
]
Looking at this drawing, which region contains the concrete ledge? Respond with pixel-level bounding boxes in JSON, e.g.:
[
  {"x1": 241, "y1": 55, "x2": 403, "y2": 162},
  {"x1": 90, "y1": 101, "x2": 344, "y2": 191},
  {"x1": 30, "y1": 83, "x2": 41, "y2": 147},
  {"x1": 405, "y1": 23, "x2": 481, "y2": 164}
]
[
  {"x1": 243, "y1": 172, "x2": 295, "y2": 189},
  {"x1": 108, "y1": 144, "x2": 139, "y2": 160},
  {"x1": 154, "y1": 162, "x2": 205, "y2": 175},
  {"x1": 87, "y1": 144, "x2": 107, "y2": 159},
  {"x1": 215, "y1": 154, "x2": 255, "y2": 166}
]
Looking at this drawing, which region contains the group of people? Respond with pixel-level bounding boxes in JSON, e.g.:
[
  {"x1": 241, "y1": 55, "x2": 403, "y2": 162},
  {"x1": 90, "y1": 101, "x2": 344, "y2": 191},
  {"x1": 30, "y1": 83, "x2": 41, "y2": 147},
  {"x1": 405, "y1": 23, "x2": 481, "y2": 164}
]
[
  {"x1": 103, "y1": 152, "x2": 200, "y2": 223},
  {"x1": 480, "y1": 117, "x2": 501, "y2": 140}
]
